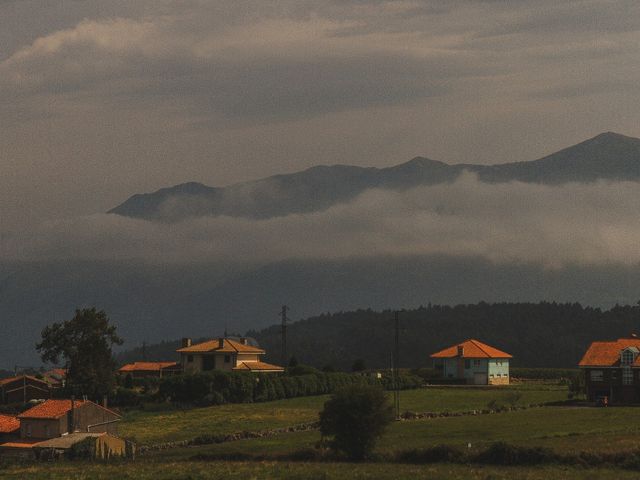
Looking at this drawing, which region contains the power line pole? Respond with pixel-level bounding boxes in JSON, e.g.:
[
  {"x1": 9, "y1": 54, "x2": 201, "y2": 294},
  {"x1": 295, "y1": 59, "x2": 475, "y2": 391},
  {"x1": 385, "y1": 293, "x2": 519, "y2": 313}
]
[
  {"x1": 393, "y1": 310, "x2": 400, "y2": 419},
  {"x1": 281, "y1": 305, "x2": 289, "y2": 366}
]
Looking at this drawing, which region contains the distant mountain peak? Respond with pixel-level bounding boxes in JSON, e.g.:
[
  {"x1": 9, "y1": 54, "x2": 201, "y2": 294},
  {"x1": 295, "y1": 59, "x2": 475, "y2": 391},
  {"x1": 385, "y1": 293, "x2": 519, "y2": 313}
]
[{"x1": 109, "y1": 132, "x2": 640, "y2": 221}]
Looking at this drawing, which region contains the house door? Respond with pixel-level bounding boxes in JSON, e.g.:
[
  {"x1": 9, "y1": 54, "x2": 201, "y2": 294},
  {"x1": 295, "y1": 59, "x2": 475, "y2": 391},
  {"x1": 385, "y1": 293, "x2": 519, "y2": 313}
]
[
  {"x1": 203, "y1": 356, "x2": 215, "y2": 371},
  {"x1": 473, "y1": 373, "x2": 487, "y2": 385}
]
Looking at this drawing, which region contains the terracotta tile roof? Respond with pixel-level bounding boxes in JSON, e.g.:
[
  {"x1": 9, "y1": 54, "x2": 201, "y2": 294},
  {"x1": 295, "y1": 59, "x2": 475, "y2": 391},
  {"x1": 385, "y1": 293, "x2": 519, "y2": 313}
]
[
  {"x1": 18, "y1": 399, "x2": 122, "y2": 420},
  {"x1": 119, "y1": 362, "x2": 179, "y2": 372},
  {"x1": 0, "y1": 414, "x2": 19, "y2": 434},
  {"x1": 578, "y1": 338, "x2": 640, "y2": 367},
  {"x1": 18, "y1": 399, "x2": 87, "y2": 419},
  {"x1": 177, "y1": 338, "x2": 265, "y2": 354},
  {"x1": 430, "y1": 339, "x2": 512, "y2": 359},
  {"x1": 0, "y1": 439, "x2": 43, "y2": 448},
  {"x1": 0, "y1": 375, "x2": 48, "y2": 387},
  {"x1": 232, "y1": 361, "x2": 285, "y2": 372}
]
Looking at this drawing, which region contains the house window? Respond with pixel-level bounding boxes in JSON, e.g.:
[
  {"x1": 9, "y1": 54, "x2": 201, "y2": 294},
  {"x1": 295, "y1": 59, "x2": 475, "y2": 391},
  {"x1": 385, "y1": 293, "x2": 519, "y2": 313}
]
[
  {"x1": 44, "y1": 425, "x2": 50, "y2": 437},
  {"x1": 187, "y1": 355, "x2": 194, "y2": 363},
  {"x1": 464, "y1": 360, "x2": 471, "y2": 369},
  {"x1": 25, "y1": 423, "x2": 31, "y2": 437},
  {"x1": 622, "y1": 350, "x2": 635, "y2": 365},
  {"x1": 590, "y1": 370, "x2": 604, "y2": 382},
  {"x1": 623, "y1": 367, "x2": 633, "y2": 385},
  {"x1": 224, "y1": 355, "x2": 231, "y2": 363},
  {"x1": 474, "y1": 360, "x2": 481, "y2": 367}
]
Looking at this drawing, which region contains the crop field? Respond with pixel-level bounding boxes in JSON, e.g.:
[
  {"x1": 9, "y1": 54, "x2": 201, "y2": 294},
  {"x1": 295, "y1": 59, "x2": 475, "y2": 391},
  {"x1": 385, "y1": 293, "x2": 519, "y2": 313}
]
[{"x1": 120, "y1": 384, "x2": 569, "y2": 445}]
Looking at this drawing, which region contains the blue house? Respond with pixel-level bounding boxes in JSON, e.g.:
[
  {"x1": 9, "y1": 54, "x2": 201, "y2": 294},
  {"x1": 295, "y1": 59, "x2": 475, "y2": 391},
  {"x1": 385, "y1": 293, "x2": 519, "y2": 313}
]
[{"x1": 430, "y1": 339, "x2": 512, "y2": 385}]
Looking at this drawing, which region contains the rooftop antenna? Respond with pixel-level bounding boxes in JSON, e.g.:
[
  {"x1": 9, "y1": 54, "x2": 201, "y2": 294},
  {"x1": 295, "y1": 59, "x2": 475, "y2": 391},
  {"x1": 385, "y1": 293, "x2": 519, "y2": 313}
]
[
  {"x1": 224, "y1": 324, "x2": 228, "y2": 338},
  {"x1": 281, "y1": 305, "x2": 289, "y2": 366}
]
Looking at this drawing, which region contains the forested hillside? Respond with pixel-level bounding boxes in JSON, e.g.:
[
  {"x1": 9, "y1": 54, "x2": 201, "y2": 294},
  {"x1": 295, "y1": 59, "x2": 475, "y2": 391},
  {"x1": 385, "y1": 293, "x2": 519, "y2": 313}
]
[{"x1": 117, "y1": 302, "x2": 640, "y2": 369}]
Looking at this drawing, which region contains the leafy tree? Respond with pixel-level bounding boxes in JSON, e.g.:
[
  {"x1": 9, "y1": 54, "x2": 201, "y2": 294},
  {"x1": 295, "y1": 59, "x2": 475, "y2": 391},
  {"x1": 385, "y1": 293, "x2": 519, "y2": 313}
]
[
  {"x1": 351, "y1": 359, "x2": 366, "y2": 372},
  {"x1": 319, "y1": 384, "x2": 394, "y2": 459},
  {"x1": 288, "y1": 356, "x2": 299, "y2": 367},
  {"x1": 36, "y1": 308, "x2": 123, "y2": 399}
]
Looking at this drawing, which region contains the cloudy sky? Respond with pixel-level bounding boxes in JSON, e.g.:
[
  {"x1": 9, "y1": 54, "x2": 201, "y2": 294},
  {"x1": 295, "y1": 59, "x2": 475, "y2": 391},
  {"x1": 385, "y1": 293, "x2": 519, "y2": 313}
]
[{"x1": 2, "y1": 0, "x2": 640, "y2": 233}]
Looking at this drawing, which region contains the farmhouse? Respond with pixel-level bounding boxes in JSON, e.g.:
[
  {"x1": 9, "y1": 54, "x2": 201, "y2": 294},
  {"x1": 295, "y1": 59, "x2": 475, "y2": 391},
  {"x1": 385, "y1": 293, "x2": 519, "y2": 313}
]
[
  {"x1": 177, "y1": 337, "x2": 284, "y2": 374},
  {"x1": 118, "y1": 361, "x2": 181, "y2": 379},
  {"x1": 430, "y1": 339, "x2": 512, "y2": 385},
  {"x1": 0, "y1": 414, "x2": 19, "y2": 443},
  {"x1": 0, "y1": 375, "x2": 50, "y2": 404},
  {"x1": 578, "y1": 337, "x2": 640, "y2": 404},
  {"x1": 0, "y1": 399, "x2": 122, "y2": 457}
]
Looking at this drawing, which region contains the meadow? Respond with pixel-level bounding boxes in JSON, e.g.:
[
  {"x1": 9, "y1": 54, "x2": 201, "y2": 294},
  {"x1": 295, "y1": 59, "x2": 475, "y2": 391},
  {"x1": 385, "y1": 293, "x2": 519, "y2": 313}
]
[
  {"x1": 5, "y1": 383, "x2": 640, "y2": 479},
  {"x1": 120, "y1": 384, "x2": 569, "y2": 445}
]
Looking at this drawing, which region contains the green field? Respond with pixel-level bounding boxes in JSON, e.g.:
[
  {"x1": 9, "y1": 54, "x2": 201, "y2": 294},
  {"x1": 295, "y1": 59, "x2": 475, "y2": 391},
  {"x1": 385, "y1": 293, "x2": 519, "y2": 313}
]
[
  {"x1": 2, "y1": 461, "x2": 639, "y2": 480},
  {"x1": 120, "y1": 385, "x2": 569, "y2": 445},
  {"x1": 6, "y1": 384, "x2": 640, "y2": 479}
]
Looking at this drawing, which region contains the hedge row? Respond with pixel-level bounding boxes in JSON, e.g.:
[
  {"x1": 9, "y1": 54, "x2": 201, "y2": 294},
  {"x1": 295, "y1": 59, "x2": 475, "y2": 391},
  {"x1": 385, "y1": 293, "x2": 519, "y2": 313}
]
[
  {"x1": 152, "y1": 371, "x2": 421, "y2": 405},
  {"x1": 510, "y1": 368, "x2": 579, "y2": 380}
]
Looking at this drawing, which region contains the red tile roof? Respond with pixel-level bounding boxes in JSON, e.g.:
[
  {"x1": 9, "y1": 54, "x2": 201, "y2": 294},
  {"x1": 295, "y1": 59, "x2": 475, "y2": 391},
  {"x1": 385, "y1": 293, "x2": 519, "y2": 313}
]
[
  {"x1": 578, "y1": 338, "x2": 640, "y2": 367},
  {"x1": 232, "y1": 361, "x2": 284, "y2": 372},
  {"x1": 119, "y1": 362, "x2": 179, "y2": 373},
  {"x1": 0, "y1": 439, "x2": 42, "y2": 449},
  {"x1": 177, "y1": 338, "x2": 265, "y2": 354},
  {"x1": 430, "y1": 339, "x2": 512, "y2": 359},
  {"x1": 0, "y1": 414, "x2": 19, "y2": 434},
  {"x1": 0, "y1": 375, "x2": 48, "y2": 387},
  {"x1": 18, "y1": 399, "x2": 87, "y2": 419}
]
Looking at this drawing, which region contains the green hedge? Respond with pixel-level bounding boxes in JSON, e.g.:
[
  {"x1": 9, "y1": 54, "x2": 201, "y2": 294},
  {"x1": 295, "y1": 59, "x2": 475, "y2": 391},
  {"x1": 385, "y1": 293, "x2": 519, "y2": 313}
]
[
  {"x1": 510, "y1": 368, "x2": 579, "y2": 380},
  {"x1": 157, "y1": 371, "x2": 421, "y2": 405}
]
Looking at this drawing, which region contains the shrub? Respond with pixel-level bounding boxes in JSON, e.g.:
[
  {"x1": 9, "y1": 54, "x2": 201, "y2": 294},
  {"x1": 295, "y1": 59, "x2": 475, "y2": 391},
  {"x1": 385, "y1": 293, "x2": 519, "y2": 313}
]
[
  {"x1": 474, "y1": 442, "x2": 558, "y2": 465},
  {"x1": 319, "y1": 384, "x2": 394, "y2": 460},
  {"x1": 396, "y1": 445, "x2": 465, "y2": 464}
]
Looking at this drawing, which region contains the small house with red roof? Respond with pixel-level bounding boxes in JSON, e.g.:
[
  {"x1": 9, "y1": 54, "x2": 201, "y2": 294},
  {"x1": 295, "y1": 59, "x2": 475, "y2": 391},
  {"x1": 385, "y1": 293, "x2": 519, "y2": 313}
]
[
  {"x1": 0, "y1": 414, "x2": 20, "y2": 443},
  {"x1": 177, "y1": 337, "x2": 284, "y2": 374},
  {"x1": 118, "y1": 361, "x2": 182, "y2": 379},
  {"x1": 17, "y1": 399, "x2": 121, "y2": 441},
  {"x1": 430, "y1": 339, "x2": 512, "y2": 385},
  {"x1": 578, "y1": 337, "x2": 640, "y2": 404}
]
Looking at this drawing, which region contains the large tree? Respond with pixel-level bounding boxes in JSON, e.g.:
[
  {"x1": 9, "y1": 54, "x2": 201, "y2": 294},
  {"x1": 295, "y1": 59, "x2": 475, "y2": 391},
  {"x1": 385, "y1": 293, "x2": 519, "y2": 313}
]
[
  {"x1": 319, "y1": 384, "x2": 394, "y2": 460},
  {"x1": 36, "y1": 308, "x2": 123, "y2": 399}
]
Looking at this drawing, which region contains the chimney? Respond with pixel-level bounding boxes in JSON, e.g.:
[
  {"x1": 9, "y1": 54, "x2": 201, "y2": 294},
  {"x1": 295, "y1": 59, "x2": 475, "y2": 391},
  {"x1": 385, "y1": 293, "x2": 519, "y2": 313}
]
[
  {"x1": 69, "y1": 396, "x2": 75, "y2": 433},
  {"x1": 240, "y1": 337, "x2": 248, "y2": 345},
  {"x1": 456, "y1": 345, "x2": 465, "y2": 380},
  {"x1": 457, "y1": 345, "x2": 464, "y2": 357},
  {"x1": 218, "y1": 337, "x2": 224, "y2": 348},
  {"x1": 181, "y1": 338, "x2": 192, "y2": 348},
  {"x1": 103, "y1": 395, "x2": 108, "y2": 410}
]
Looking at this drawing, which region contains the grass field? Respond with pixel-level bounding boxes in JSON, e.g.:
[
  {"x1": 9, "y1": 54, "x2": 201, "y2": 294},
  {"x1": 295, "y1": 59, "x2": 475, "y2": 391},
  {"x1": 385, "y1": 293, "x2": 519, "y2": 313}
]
[
  {"x1": 120, "y1": 385, "x2": 569, "y2": 445},
  {"x1": 7, "y1": 384, "x2": 636, "y2": 479},
  {"x1": 3, "y1": 461, "x2": 640, "y2": 480}
]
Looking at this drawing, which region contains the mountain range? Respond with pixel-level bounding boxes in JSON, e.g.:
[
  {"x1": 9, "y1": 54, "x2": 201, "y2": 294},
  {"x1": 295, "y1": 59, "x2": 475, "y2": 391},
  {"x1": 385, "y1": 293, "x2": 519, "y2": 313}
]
[
  {"x1": 4, "y1": 131, "x2": 640, "y2": 369},
  {"x1": 109, "y1": 132, "x2": 640, "y2": 222}
]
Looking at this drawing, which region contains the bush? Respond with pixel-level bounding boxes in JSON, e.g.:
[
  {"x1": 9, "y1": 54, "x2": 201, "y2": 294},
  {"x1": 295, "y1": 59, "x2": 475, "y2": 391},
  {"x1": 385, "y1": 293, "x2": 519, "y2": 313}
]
[
  {"x1": 474, "y1": 442, "x2": 558, "y2": 465},
  {"x1": 396, "y1": 445, "x2": 464, "y2": 464},
  {"x1": 319, "y1": 384, "x2": 394, "y2": 460}
]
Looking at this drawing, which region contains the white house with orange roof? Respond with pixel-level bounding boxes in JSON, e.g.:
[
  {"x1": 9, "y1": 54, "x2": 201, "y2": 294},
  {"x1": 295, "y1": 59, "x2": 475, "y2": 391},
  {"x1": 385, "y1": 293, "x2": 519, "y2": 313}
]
[
  {"x1": 430, "y1": 339, "x2": 512, "y2": 385},
  {"x1": 177, "y1": 337, "x2": 284, "y2": 374}
]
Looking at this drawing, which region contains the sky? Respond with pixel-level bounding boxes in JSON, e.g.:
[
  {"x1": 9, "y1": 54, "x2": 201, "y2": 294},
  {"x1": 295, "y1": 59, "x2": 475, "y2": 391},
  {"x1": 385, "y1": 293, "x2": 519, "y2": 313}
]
[{"x1": 1, "y1": 0, "x2": 639, "y2": 233}]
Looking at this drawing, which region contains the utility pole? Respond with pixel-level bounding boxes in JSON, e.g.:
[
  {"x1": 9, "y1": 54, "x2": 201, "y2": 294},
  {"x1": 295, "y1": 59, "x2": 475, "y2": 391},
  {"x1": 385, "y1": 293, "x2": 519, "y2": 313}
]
[
  {"x1": 142, "y1": 341, "x2": 147, "y2": 361},
  {"x1": 393, "y1": 311, "x2": 400, "y2": 419},
  {"x1": 281, "y1": 305, "x2": 289, "y2": 366}
]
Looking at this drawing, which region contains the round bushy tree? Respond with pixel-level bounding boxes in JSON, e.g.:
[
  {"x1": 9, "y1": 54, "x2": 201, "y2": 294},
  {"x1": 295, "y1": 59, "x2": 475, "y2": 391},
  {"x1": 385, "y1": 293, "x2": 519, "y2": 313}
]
[{"x1": 319, "y1": 384, "x2": 394, "y2": 460}]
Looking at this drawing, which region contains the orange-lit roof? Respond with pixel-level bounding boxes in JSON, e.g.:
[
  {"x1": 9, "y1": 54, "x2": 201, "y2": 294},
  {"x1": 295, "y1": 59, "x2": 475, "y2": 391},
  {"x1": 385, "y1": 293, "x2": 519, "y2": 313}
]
[
  {"x1": 0, "y1": 440, "x2": 42, "y2": 448},
  {"x1": 177, "y1": 338, "x2": 264, "y2": 354},
  {"x1": 0, "y1": 375, "x2": 48, "y2": 387},
  {"x1": 18, "y1": 399, "x2": 87, "y2": 419},
  {"x1": 18, "y1": 399, "x2": 122, "y2": 420},
  {"x1": 0, "y1": 414, "x2": 19, "y2": 433},
  {"x1": 119, "y1": 362, "x2": 179, "y2": 372},
  {"x1": 579, "y1": 338, "x2": 640, "y2": 367},
  {"x1": 430, "y1": 339, "x2": 512, "y2": 359},
  {"x1": 232, "y1": 361, "x2": 284, "y2": 372}
]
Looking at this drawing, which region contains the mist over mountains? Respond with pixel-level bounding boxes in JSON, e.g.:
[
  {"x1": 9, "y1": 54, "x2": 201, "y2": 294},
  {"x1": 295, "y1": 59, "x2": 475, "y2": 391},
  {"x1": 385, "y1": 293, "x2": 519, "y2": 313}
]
[
  {"x1": 4, "y1": 132, "x2": 640, "y2": 368},
  {"x1": 110, "y1": 132, "x2": 640, "y2": 222}
]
